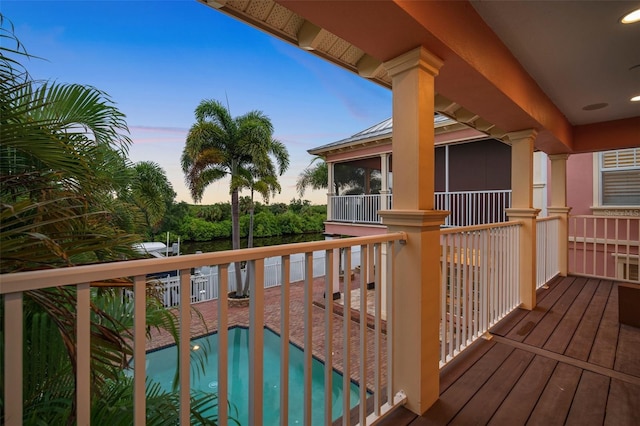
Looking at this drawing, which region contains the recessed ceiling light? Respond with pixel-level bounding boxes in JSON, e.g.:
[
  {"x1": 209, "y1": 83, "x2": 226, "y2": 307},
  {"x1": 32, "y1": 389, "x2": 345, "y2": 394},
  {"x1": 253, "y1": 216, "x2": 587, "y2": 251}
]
[
  {"x1": 621, "y1": 8, "x2": 640, "y2": 24},
  {"x1": 631, "y1": 95, "x2": 640, "y2": 102},
  {"x1": 582, "y1": 102, "x2": 609, "y2": 111}
]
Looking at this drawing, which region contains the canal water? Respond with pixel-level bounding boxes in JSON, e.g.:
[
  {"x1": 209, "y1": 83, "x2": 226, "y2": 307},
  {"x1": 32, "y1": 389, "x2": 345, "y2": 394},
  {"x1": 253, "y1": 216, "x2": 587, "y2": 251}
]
[{"x1": 180, "y1": 233, "x2": 325, "y2": 255}]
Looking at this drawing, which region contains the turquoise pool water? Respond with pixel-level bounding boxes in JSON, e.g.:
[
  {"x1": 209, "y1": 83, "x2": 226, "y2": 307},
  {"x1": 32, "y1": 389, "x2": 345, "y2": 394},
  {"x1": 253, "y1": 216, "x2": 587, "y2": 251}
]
[{"x1": 145, "y1": 327, "x2": 362, "y2": 425}]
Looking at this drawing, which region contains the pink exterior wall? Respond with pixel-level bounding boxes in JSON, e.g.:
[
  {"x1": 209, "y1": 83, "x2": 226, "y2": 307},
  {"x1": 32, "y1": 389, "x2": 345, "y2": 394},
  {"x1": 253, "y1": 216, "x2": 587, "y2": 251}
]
[
  {"x1": 324, "y1": 222, "x2": 387, "y2": 237},
  {"x1": 325, "y1": 144, "x2": 390, "y2": 164},
  {"x1": 566, "y1": 153, "x2": 594, "y2": 216}
]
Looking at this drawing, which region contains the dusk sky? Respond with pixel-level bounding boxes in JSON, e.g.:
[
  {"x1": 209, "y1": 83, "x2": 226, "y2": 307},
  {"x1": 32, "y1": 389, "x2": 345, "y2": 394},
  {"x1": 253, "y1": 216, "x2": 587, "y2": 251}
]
[{"x1": 4, "y1": 0, "x2": 392, "y2": 205}]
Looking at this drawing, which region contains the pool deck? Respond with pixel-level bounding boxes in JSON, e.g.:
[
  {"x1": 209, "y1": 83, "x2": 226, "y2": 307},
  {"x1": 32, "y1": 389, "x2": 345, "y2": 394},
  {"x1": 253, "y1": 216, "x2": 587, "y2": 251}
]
[{"x1": 147, "y1": 271, "x2": 385, "y2": 391}]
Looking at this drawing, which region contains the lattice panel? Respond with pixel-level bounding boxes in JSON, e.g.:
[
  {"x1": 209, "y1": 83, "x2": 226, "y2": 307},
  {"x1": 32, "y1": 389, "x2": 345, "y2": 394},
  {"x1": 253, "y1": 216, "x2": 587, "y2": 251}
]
[
  {"x1": 315, "y1": 30, "x2": 339, "y2": 53},
  {"x1": 245, "y1": 0, "x2": 274, "y2": 21},
  {"x1": 226, "y1": 0, "x2": 250, "y2": 12},
  {"x1": 265, "y1": 2, "x2": 293, "y2": 31},
  {"x1": 282, "y1": 13, "x2": 304, "y2": 38},
  {"x1": 327, "y1": 38, "x2": 351, "y2": 62},
  {"x1": 341, "y1": 45, "x2": 365, "y2": 67}
]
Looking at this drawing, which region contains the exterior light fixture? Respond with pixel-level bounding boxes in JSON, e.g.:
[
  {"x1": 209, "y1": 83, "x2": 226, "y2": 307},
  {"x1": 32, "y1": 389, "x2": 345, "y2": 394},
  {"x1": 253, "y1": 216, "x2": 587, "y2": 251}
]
[
  {"x1": 631, "y1": 95, "x2": 640, "y2": 102},
  {"x1": 621, "y1": 8, "x2": 640, "y2": 24}
]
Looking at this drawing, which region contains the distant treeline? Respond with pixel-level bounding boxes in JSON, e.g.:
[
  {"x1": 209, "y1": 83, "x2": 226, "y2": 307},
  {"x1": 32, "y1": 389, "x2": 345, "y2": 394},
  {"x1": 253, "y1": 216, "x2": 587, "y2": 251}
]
[{"x1": 160, "y1": 198, "x2": 326, "y2": 242}]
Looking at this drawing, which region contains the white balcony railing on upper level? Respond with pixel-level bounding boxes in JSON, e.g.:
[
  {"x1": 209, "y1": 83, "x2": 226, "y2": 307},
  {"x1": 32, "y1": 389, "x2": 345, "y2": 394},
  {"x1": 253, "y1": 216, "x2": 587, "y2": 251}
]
[
  {"x1": 2, "y1": 234, "x2": 409, "y2": 426},
  {"x1": 330, "y1": 193, "x2": 392, "y2": 224},
  {"x1": 435, "y1": 190, "x2": 512, "y2": 227},
  {"x1": 328, "y1": 190, "x2": 511, "y2": 227},
  {"x1": 439, "y1": 221, "x2": 521, "y2": 366},
  {"x1": 569, "y1": 215, "x2": 640, "y2": 283},
  {"x1": 536, "y1": 216, "x2": 561, "y2": 289}
]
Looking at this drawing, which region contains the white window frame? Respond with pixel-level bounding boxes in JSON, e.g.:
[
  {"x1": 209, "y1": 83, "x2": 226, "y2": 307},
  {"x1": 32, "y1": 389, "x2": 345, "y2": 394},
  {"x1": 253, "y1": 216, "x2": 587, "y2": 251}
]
[
  {"x1": 593, "y1": 148, "x2": 640, "y2": 209},
  {"x1": 613, "y1": 254, "x2": 639, "y2": 282}
]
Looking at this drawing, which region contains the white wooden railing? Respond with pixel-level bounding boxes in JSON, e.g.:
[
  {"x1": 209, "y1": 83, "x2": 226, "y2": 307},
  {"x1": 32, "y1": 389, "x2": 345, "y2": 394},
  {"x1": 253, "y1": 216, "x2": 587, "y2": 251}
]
[
  {"x1": 569, "y1": 215, "x2": 640, "y2": 283},
  {"x1": 536, "y1": 216, "x2": 561, "y2": 288},
  {"x1": 435, "y1": 190, "x2": 512, "y2": 227},
  {"x1": 329, "y1": 190, "x2": 511, "y2": 227},
  {"x1": 1, "y1": 233, "x2": 406, "y2": 426},
  {"x1": 330, "y1": 194, "x2": 392, "y2": 224},
  {"x1": 439, "y1": 221, "x2": 521, "y2": 366}
]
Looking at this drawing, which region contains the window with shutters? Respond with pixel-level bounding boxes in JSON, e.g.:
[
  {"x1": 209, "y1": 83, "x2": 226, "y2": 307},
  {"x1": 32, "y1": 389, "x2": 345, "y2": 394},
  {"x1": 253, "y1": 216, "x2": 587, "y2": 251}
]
[{"x1": 600, "y1": 149, "x2": 640, "y2": 206}]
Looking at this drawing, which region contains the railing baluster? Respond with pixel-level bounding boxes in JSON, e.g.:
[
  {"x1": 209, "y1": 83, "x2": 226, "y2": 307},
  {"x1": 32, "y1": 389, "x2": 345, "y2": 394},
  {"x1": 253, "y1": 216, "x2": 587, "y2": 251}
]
[
  {"x1": 280, "y1": 256, "x2": 290, "y2": 426},
  {"x1": 5, "y1": 291, "x2": 23, "y2": 425},
  {"x1": 359, "y1": 244, "x2": 368, "y2": 425},
  {"x1": 77, "y1": 283, "x2": 91, "y2": 425},
  {"x1": 386, "y1": 241, "x2": 394, "y2": 405},
  {"x1": 179, "y1": 269, "x2": 191, "y2": 425},
  {"x1": 134, "y1": 275, "x2": 147, "y2": 426},
  {"x1": 343, "y1": 247, "x2": 352, "y2": 426},
  {"x1": 249, "y1": 259, "x2": 265, "y2": 426},
  {"x1": 218, "y1": 264, "x2": 229, "y2": 426},
  {"x1": 303, "y1": 253, "x2": 313, "y2": 426},
  {"x1": 373, "y1": 243, "x2": 382, "y2": 417},
  {"x1": 324, "y1": 250, "x2": 334, "y2": 424},
  {"x1": 440, "y1": 234, "x2": 448, "y2": 364}
]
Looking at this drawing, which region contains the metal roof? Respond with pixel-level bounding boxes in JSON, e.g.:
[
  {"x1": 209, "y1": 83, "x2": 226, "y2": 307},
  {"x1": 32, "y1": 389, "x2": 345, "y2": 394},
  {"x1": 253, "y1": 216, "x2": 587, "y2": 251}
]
[{"x1": 308, "y1": 113, "x2": 456, "y2": 155}]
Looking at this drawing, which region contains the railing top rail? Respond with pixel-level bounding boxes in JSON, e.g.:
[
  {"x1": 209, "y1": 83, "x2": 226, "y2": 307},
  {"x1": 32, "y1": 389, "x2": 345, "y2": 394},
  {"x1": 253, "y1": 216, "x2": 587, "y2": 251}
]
[
  {"x1": 332, "y1": 193, "x2": 382, "y2": 198},
  {"x1": 0, "y1": 232, "x2": 407, "y2": 294},
  {"x1": 570, "y1": 214, "x2": 640, "y2": 220},
  {"x1": 434, "y1": 189, "x2": 512, "y2": 195},
  {"x1": 439, "y1": 220, "x2": 522, "y2": 235},
  {"x1": 537, "y1": 215, "x2": 562, "y2": 223}
]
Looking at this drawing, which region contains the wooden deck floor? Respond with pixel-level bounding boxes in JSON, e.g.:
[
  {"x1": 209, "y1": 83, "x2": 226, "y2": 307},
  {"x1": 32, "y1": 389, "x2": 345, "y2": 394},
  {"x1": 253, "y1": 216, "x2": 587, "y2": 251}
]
[{"x1": 378, "y1": 276, "x2": 640, "y2": 426}]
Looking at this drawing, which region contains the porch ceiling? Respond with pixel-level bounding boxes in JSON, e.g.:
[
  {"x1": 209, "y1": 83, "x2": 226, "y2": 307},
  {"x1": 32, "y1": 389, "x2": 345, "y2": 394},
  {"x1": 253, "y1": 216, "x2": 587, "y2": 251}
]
[{"x1": 200, "y1": 0, "x2": 639, "y2": 155}]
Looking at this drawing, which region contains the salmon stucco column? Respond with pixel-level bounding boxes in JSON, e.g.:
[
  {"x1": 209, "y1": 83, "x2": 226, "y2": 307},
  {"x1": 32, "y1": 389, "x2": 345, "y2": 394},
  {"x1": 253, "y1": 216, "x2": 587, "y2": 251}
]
[
  {"x1": 548, "y1": 154, "x2": 571, "y2": 276},
  {"x1": 379, "y1": 46, "x2": 449, "y2": 414},
  {"x1": 326, "y1": 161, "x2": 335, "y2": 220},
  {"x1": 505, "y1": 129, "x2": 540, "y2": 310}
]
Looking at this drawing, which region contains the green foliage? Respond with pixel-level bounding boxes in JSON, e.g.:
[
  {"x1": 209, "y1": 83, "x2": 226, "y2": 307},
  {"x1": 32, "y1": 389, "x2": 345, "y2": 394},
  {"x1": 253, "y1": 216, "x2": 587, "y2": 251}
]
[
  {"x1": 0, "y1": 18, "x2": 227, "y2": 424},
  {"x1": 179, "y1": 216, "x2": 232, "y2": 241}
]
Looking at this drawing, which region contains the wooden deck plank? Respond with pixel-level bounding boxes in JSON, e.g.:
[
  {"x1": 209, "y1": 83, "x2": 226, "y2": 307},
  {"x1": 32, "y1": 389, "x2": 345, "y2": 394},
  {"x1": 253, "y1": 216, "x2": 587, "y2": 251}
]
[
  {"x1": 564, "y1": 280, "x2": 612, "y2": 361},
  {"x1": 604, "y1": 378, "x2": 640, "y2": 426},
  {"x1": 526, "y1": 363, "x2": 582, "y2": 426},
  {"x1": 440, "y1": 338, "x2": 496, "y2": 393},
  {"x1": 614, "y1": 324, "x2": 640, "y2": 378},
  {"x1": 373, "y1": 405, "x2": 418, "y2": 426},
  {"x1": 504, "y1": 276, "x2": 576, "y2": 342},
  {"x1": 448, "y1": 349, "x2": 534, "y2": 425},
  {"x1": 418, "y1": 343, "x2": 515, "y2": 425},
  {"x1": 489, "y1": 277, "x2": 565, "y2": 337},
  {"x1": 522, "y1": 276, "x2": 587, "y2": 348},
  {"x1": 417, "y1": 276, "x2": 636, "y2": 426},
  {"x1": 589, "y1": 281, "x2": 620, "y2": 369},
  {"x1": 488, "y1": 355, "x2": 557, "y2": 426},
  {"x1": 565, "y1": 370, "x2": 609, "y2": 426},
  {"x1": 543, "y1": 278, "x2": 598, "y2": 354}
]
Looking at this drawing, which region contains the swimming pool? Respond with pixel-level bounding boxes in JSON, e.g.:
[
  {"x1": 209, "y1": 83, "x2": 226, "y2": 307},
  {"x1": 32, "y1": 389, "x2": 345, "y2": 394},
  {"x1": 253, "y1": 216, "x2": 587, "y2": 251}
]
[{"x1": 145, "y1": 327, "x2": 363, "y2": 425}]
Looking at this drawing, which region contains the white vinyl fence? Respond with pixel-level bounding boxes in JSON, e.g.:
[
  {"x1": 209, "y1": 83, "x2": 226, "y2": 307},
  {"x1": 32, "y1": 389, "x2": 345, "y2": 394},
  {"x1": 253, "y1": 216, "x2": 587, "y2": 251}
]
[
  {"x1": 569, "y1": 215, "x2": 640, "y2": 283},
  {"x1": 152, "y1": 248, "x2": 362, "y2": 307},
  {"x1": 439, "y1": 221, "x2": 521, "y2": 366},
  {"x1": 536, "y1": 216, "x2": 561, "y2": 289}
]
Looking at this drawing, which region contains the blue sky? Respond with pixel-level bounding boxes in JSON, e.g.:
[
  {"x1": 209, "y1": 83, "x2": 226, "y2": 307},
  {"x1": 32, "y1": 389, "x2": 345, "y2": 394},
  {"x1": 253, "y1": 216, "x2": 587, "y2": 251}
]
[{"x1": 4, "y1": 0, "x2": 392, "y2": 205}]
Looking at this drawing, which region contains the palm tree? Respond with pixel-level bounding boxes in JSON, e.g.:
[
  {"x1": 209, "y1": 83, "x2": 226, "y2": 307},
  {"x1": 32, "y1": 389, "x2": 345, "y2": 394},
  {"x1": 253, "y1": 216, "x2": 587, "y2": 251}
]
[
  {"x1": 0, "y1": 17, "x2": 224, "y2": 423},
  {"x1": 181, "y1": 99, "x2": 289, "y2": 297},
  {"x1": 239, "y1": 164, "x2": 284, "y2": 295},
  {"x1": 121, "y1": 161, "x2": 177, "y2": 240}
]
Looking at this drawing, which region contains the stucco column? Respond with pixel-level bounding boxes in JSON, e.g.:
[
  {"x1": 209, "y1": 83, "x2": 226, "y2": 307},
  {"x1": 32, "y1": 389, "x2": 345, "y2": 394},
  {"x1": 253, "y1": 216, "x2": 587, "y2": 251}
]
[
  {"x1": 505, "y1": 129, "x2": 540, "y2": 310},
  {"x1": 379, "y1": 46, "x2": 447, "y2": 414},
  {"x1": 327, "y1": 161, "x2": 335, "y2": 220},
  {"x1": 548, "y1": 154, "x2": 571, "y2": 276}
]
